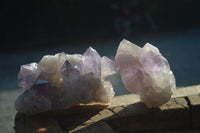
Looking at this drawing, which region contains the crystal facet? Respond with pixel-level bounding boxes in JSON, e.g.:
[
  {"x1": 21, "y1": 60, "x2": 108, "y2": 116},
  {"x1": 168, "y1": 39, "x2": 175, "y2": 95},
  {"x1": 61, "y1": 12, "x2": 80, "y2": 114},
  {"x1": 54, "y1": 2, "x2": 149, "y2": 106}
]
[
  {"x1": 115, "y1": 39, "x2": 176, "y2": 108},
  {"x1": 15, "y1": 47, "x2": 117, "y2": 114},
  {"x1": 81, "y1": 47, "x2": 101, "y2": 78},
  {"x1": 101, "y1": 56, "x2": 118, "y2": 79},
  {"x1": 18, "y1": 63, "x2": 41, "y2": 89}
]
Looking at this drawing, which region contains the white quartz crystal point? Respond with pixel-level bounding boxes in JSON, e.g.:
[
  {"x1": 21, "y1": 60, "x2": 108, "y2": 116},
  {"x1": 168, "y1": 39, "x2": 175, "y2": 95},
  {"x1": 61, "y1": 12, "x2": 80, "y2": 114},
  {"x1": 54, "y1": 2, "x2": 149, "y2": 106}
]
[
  {"x1": 18, "y1": 62, "x2": 41, "y2": 89},
  {"x1": 115, "y1": 39, "x2": 176, "y2": 108},
  {"x1": 38, "y1": 52, "x2": 67, "y2": 88},
  {"x1": 38, "y1": 52, "x2": 82, "y2": 88}
]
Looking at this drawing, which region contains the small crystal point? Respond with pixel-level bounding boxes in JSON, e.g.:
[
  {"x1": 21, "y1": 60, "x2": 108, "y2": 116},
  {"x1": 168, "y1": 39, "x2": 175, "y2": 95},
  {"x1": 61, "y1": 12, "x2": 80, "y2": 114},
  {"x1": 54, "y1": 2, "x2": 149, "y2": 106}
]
[
  {"x1": 116, "y1": 39, "x2": 176, "y2": 108},
  {"x1": 81, "y1": 47, "x2": 101, "y2": 78},
  {"x1": 18, "y1": 63, "x2": 41, "y2": 89},
  {"x1": 61, "y1": 60, "x2": 81, "y2": 95},
  {"x1": 38, "y1": 52, "x2": 67, "y2": 88}
]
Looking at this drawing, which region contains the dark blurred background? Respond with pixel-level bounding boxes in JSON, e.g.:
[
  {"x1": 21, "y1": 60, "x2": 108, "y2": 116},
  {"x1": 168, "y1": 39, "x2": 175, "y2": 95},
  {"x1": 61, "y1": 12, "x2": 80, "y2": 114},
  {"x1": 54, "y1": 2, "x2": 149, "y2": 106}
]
[
  {"x1": 1, "y1": 0, "x2": 200, "y2": 51},
  {"x1": 0, "y1": 0, "x2": 200, "y2": 90}
]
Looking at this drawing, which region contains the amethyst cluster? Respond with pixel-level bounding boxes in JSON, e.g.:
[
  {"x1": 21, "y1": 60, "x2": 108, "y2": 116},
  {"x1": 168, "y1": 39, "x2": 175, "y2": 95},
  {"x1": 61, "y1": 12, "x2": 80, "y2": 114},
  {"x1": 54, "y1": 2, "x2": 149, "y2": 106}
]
[
  {"x1": 15, "y1": 47, "x2": 118, "y2": 114},
  {"x1": 115, "y1": 40, "x2": 176, "y2": 108},
  {"x1": 15, "y1": 40, "x2": 176, "y2": 114}
]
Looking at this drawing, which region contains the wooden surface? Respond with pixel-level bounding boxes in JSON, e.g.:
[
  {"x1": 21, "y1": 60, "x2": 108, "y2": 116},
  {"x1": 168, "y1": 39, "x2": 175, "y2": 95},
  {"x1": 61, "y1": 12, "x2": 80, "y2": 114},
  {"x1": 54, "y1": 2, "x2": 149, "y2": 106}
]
[{"x1": 14, "y1": 85, "x2": 200, "y2": 133}]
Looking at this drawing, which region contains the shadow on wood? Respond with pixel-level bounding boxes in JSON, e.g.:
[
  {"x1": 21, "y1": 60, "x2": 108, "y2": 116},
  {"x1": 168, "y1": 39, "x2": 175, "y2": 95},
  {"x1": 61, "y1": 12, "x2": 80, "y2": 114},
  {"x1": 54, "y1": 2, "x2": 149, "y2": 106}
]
[{"x1": 14, "y1": 105, "x2": 106, "y2": 133}]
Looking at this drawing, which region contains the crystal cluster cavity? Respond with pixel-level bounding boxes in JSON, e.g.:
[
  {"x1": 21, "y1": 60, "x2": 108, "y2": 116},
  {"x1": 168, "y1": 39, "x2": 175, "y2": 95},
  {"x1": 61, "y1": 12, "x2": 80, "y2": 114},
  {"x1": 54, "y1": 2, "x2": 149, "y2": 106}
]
[
  {"x1": 15, "y1": 47, "x2": 118, "y2": 114},
  {"x1": 115, "y1": 39, "x2": 176, "y2": 108}
]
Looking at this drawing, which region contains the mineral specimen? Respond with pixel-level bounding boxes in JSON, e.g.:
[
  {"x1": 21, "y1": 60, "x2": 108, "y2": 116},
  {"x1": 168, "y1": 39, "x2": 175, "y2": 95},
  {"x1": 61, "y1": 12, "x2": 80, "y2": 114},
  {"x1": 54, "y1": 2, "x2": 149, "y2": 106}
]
[
  {"x1": 115, "y1": 39, "x2": 176, "y2": 108},
  {"x1": 15, "y1": 47, "x2": 118, "y2": 114}
]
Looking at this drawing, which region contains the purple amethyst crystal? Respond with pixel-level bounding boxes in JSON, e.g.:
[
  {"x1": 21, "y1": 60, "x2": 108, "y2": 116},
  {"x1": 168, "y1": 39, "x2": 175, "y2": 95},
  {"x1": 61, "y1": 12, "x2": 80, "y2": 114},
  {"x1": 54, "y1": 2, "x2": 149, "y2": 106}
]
[
  {"x1": 18, "y1": 63, "x2": 41, "y2": 89},
  {"x1": 115, "y1": 39, "x2": 176, "y2": 108},
  {"x1": 15, "y1": 83, "x2": 52, "y2": 114},
  {"x1": 81, "y1": 47, "x2": 101, "y2": 78},
  {"x1": 15, "y1": 47, "x2": 118, "y2": 114}
]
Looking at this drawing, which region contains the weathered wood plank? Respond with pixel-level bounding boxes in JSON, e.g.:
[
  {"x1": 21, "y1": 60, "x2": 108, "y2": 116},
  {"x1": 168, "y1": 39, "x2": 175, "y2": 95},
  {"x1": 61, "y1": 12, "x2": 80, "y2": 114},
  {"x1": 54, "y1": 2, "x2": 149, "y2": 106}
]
[
  {"x1": 14, "y1": 85, "x2": 200, "y2": 133},
  {"x1": 70, "y1": 121, "x2": 115, "y2": 133},
  {"x1": 172, "y1": 85, "x2": 200, "y2": 98},
  {"x1": 106, "y1": 97, "x2": 190, "y2": 132},
  {"x1": 187, "y1": 94, "x2": 200, "y2": 128},
  {"x1": 109, "y1": 85, "x2": 200, "y2": 108}
]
